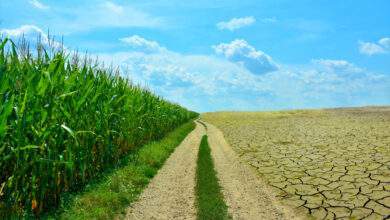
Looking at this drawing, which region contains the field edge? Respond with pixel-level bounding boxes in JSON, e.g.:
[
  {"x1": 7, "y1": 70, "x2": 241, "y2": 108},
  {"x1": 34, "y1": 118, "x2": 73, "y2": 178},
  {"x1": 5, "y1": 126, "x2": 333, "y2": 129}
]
[{"x1": 49, "y1": 120, "x2": 197, "y2": 220}]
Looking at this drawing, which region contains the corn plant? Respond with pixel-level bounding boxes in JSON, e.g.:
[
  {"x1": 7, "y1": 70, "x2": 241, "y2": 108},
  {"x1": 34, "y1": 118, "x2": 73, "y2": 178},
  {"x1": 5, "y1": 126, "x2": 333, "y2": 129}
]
[{"x1": 0, "y1": 37, "x2": 198, "y2": 217}]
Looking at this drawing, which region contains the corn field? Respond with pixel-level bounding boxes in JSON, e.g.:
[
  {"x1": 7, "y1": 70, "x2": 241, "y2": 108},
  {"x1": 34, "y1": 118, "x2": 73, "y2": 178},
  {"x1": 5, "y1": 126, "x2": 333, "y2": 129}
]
[{"x1": 0, "y1": 38, "x2": 198, "y2": 216}]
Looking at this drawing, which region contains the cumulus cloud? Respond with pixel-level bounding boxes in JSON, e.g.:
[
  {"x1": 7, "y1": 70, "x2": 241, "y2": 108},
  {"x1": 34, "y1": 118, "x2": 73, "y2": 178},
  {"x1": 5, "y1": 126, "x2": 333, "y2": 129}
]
[
  {"x1": 99, "y1": 51, "x2": 259, "y2": 95},
  {"x1": 102, "y1": 50, "x2": 389, "y2": 111},
  {"x1": 359, "y1": 37, "x2": 390, "y2": 55},
  {"x1": 213, "y1": 39, "x2": 278, "y2": 75},
  {"x1": 0, "y1": 25, "x2": 44, "y2": 37},
  {"x1": 96, "y1": 36, "x2": 390, "y2": 112},
  {"x1": 217, "y1": 16, "x2": 255, "y2": 31},
  {"x1": 102, "y1": 1, "x2": 124, "y2": 14},
  {"x1": 379, "y1": 38, "x2": 390, "y2": 49},
  {"x1": 28, "y1": 0, "x2": 49, "y2": 10},
  {"x1": 120, "y1": 35, "x2": 166, "y2": 53},
  {"x1": 98, "y1": 50, "x2": 269, "y2": 111},
  {"x1": 312, "y1": 59, "x2": 363, "y2": 74},
  {"x1": 359, "y1": 42, "x2": 386, "y2": 55},
  {"x1": 0, "y1": 25, "x2": 64, "y2": 50}
]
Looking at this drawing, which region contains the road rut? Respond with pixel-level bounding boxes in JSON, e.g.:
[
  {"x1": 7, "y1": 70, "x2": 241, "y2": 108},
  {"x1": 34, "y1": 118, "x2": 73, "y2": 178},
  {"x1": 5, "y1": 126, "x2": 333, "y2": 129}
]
[{"x1": 126, "y1": 121, "x2": 302, "y2": 219}]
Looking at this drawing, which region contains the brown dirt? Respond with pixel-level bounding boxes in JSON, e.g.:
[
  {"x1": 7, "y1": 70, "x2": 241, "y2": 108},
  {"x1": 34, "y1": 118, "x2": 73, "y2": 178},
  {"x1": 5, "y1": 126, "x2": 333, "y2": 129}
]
[
  {"x1": 202, "y1": 107, "x2": 390, "y2": 220},
  {"x1": 125, "y1": 121, "x2": 205, "y2": 220},
  {"x1": 203, "y1": 121, "x2": 302, "y2": 220}
]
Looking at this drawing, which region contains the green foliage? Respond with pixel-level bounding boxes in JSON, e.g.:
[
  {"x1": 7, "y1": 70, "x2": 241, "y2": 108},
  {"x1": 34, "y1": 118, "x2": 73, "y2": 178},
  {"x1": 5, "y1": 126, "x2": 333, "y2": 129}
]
[
  {"x1": 56, "y1": 121, "x2": 196, "y2": 220},
  {"x1": 196, "y1": 135, "x2": 229, "y2": 220},
  {"x1": 0, "y1": 38, "x2": 198, "y2": 217}
]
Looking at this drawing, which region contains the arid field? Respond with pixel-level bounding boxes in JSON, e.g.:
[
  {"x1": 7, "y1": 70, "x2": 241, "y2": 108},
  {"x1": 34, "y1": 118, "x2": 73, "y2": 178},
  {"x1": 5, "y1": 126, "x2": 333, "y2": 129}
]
[{"x1": 202, "y1": 107, "x2": 390, "y2": 219}]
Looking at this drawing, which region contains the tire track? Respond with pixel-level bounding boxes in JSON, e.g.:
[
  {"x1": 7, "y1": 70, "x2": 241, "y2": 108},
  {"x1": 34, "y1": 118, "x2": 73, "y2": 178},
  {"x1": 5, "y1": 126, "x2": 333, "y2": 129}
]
[{"x1": 125, "y1": 121, "x2": 205, "y2": 219}]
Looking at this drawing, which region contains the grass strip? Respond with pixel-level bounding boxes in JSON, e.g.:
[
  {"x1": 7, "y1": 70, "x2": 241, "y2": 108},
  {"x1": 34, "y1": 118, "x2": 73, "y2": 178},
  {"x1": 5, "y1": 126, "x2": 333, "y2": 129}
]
[
  {"x1": 45, "y1": 121, "x2": 196, "y2": 219},
  {"x1": 195, "y1": 135, "x2": 230, "y2": 220}
]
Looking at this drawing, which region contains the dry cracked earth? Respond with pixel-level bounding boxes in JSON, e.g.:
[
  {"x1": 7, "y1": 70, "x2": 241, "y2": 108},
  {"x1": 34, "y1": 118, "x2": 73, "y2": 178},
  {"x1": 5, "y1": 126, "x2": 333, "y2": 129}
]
[{"x1": 202, "y1": 107, "x2": 390, "y2": 220}]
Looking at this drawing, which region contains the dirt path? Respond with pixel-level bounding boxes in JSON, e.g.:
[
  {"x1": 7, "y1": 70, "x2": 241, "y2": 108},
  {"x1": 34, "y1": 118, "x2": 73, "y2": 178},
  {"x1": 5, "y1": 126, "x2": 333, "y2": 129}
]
[
  {"x1": 126, "y1": 121, "x2": 301, "y2": 219},
  {"x1": 203, "y1": 121, "x2": 301, "y2": 220},
  {"x1": 125, "y1": 121, "x2": 205, "y2": 220}
]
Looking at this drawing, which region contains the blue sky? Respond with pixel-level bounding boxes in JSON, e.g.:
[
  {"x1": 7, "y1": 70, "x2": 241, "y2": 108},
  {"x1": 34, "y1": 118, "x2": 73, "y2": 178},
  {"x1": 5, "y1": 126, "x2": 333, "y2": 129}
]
[{"x1": 1, "y1": 0, "x2": 389, "y2": 112}]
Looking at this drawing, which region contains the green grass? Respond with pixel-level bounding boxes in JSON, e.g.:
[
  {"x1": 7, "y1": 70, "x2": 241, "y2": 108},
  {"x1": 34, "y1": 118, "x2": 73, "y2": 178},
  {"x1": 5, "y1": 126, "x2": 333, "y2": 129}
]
[
  {"x1": 0, "y1": 37, "x2": 198, "y2": 217},
  {"x1": 195, "y1": 135, "x2": 229, "y2": 220},
  {"x1": 49, "y1": 121, "x2": 196, "y2": 219}
]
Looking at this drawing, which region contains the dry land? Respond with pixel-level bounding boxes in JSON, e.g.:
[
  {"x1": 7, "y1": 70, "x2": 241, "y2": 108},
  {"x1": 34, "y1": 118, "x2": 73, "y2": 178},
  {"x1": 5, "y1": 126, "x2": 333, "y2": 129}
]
[
  {"x1": 204, "y1": 121, "x2": 298, "y2": 220},
  {"x1": 202, "y1": 107, "x2": 390, "y2": 219}
]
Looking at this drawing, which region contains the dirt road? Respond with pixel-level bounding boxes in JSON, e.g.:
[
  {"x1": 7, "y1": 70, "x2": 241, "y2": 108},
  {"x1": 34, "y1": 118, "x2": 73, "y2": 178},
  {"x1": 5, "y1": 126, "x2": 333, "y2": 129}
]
[
  {"x1": 204, "y1": 121, "x2": 300, "y2": 220},
  {"x1": 125, "y1": 121, "x2": 205, "y2": 220},
  {"x1": 126, "y1": 121, "x2": 300, "y2": 219}
]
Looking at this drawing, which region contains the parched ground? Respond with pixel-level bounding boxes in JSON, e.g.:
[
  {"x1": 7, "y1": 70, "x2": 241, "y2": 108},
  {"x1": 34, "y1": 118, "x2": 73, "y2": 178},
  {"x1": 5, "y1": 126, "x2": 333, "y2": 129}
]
[{"x1": 202, "y1": 107, "x2": 390, "y2": 219}]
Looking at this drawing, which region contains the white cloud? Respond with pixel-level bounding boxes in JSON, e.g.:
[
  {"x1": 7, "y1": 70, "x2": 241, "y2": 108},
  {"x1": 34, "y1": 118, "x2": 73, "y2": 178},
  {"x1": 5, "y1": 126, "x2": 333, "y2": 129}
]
[
  {"x1": 358, "y1": 37, "x2": 390, "y2": 55},
  {"x1": 29, "y1": 0, "x2": 49, "y2": 10},
  {"x1": 312, "y1": 59, "x2": 363, "y2": 73},
  {"x1": 0, "y1": 25, "x2": 64, "y2": 50},
  {"x1": 217, "y1": 16, "x2": 255, "y2": 31},
  {"x1": 0, "y1": 25, "x2": 43, "y2": 37},
  {"x1": 359, "y1": 42, "x2": 386, "y2": 55},
  {"x1": 120, "y1": 35, "x2": 166, "y2": 53},
  {"x1": 213, "y1": 39, "x2": 278, "y2": 75},
  {"x1": 105, "y1": 51, "x2": 389, "y2": 111},
  {"x1": 95, "y1": 36, "x2": 390, "y2": 112},
  {"x1": 102, "y1": 1, "x2": 124, "y2": 14},
  {"x1": 98, "y1": 51, "x2": 271, "y2": 111},
  {"x1": 99, "y1": 51, "x2": 259, "y2": 95},
  {"x1": 379, "y1": 37, "x2": 390, "y2": 49}
]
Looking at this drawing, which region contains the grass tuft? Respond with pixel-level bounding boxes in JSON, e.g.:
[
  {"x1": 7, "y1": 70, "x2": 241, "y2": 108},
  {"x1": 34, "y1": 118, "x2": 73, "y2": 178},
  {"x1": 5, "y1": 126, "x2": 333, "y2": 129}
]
[{"x1": 195, "y1": 135, "x2": 229, "y2": 220}]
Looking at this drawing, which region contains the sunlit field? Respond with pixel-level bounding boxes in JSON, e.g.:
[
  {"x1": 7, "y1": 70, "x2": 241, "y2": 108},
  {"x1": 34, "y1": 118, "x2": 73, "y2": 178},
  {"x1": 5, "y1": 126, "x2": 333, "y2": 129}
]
[
  {"x1": 1, "y1": 0, "x2": 390, "y2": 219},
  {"x1": 0, "y1": 38, "x2": 197, "y2": 216},
  {"x1": 202, "y1": 107, "x2": 390, "y2": 219}
]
